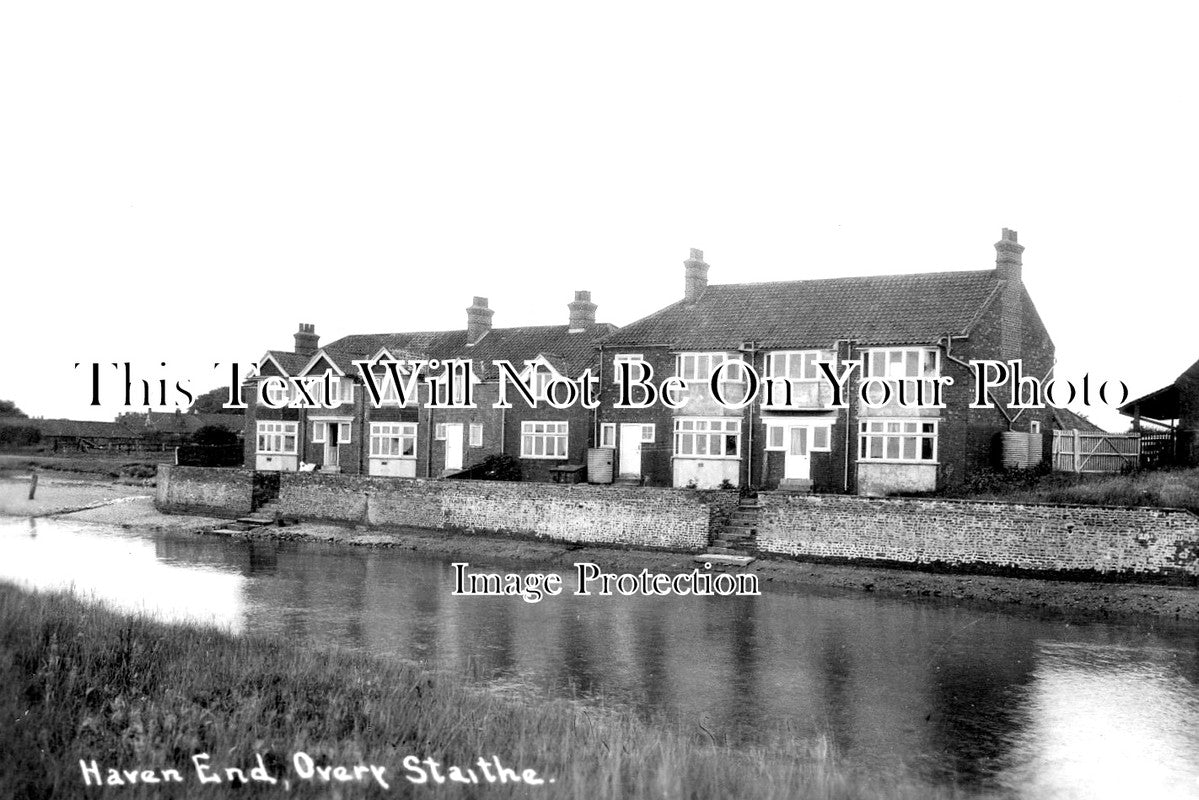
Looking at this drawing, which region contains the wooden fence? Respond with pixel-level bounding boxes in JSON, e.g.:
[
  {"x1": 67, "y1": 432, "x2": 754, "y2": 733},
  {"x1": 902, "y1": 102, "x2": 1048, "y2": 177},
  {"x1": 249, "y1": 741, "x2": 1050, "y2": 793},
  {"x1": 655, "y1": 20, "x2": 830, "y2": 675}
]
[{"x1": 1051, "y1": 430, "x2": 1141, "y2": 473}]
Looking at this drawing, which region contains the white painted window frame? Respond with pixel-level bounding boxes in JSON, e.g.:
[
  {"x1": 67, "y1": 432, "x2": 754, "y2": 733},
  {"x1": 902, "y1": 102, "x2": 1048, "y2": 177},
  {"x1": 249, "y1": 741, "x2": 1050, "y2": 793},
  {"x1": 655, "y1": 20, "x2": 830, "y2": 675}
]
[
  {"x1": 675, "y1": 352, "x2": 746, "y2": 386},
  {"x1": 520, "y1": 421, "x2": 569, "y2": 459},
  {"x1": 858, "y1": 418, "x2": 939, "y2": 463},
  {"x1": 862, "y1": 347, "x2": 940, "y2": 380},
  {"x1": 469, "y1": 423, "x2": 484, "y2": 447},
  {"x1": 764, "y1": 421, "x2": 832, "y2": 452},
  {"x1": 672, "y1": 417, "x2": 741, "y2": 460},
  {"x1": 599, "y1": 423, "x2": 617, "y2": 448},
  {"x1": 256, "y1": 421, "x2": 298, "y2": 454},
  {"x1": 369, "y1": 422, "x2": 417, "y2": 458}
]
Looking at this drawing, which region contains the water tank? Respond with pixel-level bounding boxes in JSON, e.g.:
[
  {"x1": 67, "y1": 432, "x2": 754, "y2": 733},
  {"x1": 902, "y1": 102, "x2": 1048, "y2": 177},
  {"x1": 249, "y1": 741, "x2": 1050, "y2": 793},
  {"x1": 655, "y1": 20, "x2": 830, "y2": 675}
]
[
  {"x1": 1025, "y1": 432, "x2": 1044, "y2": 466},
  {"x1": 1000, "y1": 430, "x2": 1031, "y2": 469},
  {"x1": 586, "y1": 448, "x2": 614, "y2": 484}
]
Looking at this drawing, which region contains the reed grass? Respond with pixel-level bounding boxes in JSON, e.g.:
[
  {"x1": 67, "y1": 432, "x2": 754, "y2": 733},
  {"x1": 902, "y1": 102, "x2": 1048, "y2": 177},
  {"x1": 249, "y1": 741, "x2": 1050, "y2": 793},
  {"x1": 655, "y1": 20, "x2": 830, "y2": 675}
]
[{"x1": 0, "y1": 583, "x2": 954, "y2": 799}]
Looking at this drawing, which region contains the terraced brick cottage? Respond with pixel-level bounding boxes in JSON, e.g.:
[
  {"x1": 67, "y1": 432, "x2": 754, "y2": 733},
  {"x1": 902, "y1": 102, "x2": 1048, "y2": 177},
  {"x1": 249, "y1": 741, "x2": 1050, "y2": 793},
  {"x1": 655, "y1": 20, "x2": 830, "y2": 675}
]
[
  {"x1": 244, "y1": 294, "x2": 615, "y2": 481},
  {"x1": 596, "y1": 230, "x2": 1058, "y2": 494}
]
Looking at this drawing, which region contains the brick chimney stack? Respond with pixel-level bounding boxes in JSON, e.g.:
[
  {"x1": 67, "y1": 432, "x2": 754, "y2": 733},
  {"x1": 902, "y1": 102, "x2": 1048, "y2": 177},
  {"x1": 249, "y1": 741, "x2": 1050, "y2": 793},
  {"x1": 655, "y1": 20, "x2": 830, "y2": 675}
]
[
  {"x1": 294, "y1": 323, "x2": 319, "y2": 356},
  {"x1": 568, "y1": 290, "x2": 596, "y2": 332},
  {"x1": 995, "y1": 228, "x2": 1024, "y2": 283},
  {"x1": 994, "y1": 228, "x2": 1025, "y2": 361},
  {"x1": 684, "y1": 248, "x2": 709, "y2": 303},
  {"x1": 466, "y1": 296, "x2": 494, "y2": 344}
]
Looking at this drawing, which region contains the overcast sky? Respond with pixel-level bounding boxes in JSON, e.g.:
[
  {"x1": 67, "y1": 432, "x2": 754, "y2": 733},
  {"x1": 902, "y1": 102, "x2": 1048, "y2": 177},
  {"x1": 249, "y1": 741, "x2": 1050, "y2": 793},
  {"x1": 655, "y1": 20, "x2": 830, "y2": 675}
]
[{"x1": 2, "y1": 3, "x2": 1196, "y2": 431}]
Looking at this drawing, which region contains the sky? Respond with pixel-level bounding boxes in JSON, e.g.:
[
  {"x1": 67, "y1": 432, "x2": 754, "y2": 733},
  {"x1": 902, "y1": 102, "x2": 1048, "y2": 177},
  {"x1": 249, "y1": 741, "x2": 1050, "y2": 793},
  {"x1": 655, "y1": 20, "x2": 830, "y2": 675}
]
[{"x1": 2, "y1": 2, "x2": 1197, "y2": 432}]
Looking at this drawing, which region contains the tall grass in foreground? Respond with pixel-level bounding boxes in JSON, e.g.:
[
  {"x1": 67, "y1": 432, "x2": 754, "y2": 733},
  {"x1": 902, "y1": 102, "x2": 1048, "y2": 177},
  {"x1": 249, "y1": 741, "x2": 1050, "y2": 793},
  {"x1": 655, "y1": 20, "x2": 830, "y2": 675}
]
[{"x1": 0, "y1": 585, "x2": 954, "y2": 800}]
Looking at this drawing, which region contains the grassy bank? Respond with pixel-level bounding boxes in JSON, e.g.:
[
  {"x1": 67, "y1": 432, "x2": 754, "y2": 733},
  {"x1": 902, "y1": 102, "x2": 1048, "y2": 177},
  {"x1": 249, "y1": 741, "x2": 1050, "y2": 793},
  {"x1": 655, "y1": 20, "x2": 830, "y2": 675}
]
[
  {"x1": 932, "y1": 465, "x2": 1199, "y2": 513},
  {"x1": 0, "y1": 453, "x2": 164, "y2": 482},
  {"x1": 1, "y1": 584, "x2": 946, "y2": 800}
]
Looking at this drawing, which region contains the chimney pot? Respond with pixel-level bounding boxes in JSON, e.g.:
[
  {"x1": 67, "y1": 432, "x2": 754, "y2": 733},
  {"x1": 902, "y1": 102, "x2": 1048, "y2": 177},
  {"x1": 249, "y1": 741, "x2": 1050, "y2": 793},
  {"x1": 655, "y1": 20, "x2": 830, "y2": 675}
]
[
  {"x1": 684, "y1": 248, "x2": 710, "y2": 303},
  {"x1": 294, "y1": 322, "x2": 319, "y2": 356},
  {"x1": 995, "y1": 227, "x2": 1025, "y2": 283},
  {"x1": 568, "y1": 290, "x2": 597, "y2": 331},
  {"x1": 466, "y1": 297, "x2": 494, "y2": 344}
]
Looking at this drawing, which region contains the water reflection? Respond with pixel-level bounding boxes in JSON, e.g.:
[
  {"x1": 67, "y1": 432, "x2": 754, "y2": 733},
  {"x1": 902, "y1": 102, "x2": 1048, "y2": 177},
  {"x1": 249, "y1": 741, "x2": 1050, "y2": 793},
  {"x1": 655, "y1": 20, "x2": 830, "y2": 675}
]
[{"x1": 3, "y1": 517, "x2": 1199, "y2": 798}]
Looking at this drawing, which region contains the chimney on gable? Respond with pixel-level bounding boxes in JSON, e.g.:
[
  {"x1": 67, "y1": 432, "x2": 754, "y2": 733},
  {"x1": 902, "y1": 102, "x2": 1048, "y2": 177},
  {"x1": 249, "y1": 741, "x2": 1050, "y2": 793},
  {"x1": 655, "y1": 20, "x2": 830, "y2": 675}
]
[
  {"x1": 684, "y1": 248, "x2": 709, "y2": 303},
  {"x1": 466, "y1": 296, "x2": 494, "y2": 344},
  {"x1": 995, "y1": 228, "x2": 1024, "y2": 283},
  {"x1": 294, "y1": 323, "x2": 319, "y2": 356},
  {"x1": 568, "y1": 290, "x2": 596, "y2": 332},
  {"x1": 994, "y1": 228, "x2": 1025, "y2": 361}
]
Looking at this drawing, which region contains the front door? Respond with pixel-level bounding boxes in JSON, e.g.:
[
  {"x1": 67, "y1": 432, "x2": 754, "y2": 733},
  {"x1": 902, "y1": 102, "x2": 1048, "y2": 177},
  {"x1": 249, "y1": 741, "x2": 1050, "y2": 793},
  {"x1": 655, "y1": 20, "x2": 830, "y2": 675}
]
[
  {"x1": 784, "y1": 425, "x2": 810, "y2": 481},
  {"x1": 324, "y1": 423, "x2": 340, "y2": 469},
  {"x1": 619, "y1": 424, "x2": 642, "y2": 477},
  {"x1": 445, "y1": 424, "x2": 464, "y2": 471}
]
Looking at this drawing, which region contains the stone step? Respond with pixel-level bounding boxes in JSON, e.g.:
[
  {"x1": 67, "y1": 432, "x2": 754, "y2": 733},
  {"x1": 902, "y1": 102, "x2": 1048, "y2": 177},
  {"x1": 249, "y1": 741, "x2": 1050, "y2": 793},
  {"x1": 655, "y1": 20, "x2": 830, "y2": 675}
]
[
  {"x1": 694, "y1": 553, "x2": 755, "y2": 567},
  {"x1": 705, "y1": 546, "x2": 749, "y2": 556}
]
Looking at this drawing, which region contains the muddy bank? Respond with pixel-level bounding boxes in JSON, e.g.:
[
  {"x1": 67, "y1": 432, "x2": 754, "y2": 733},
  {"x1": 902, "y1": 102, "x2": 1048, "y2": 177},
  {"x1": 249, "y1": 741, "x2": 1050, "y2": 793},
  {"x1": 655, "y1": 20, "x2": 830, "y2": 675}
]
[{"x1": 7, "y1": 478, "x2": 1197, "y2": 623}]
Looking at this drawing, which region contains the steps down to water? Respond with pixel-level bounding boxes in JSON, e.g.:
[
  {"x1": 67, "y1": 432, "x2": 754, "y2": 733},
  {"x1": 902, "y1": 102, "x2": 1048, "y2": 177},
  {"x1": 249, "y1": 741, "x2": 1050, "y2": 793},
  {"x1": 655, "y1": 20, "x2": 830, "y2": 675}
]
[
  {"x1": 702, "y1": 498, "x2": 760, "y2": 563},
  {"x1": 209, "y1": 501, "x2": 294, "y2": 536}
]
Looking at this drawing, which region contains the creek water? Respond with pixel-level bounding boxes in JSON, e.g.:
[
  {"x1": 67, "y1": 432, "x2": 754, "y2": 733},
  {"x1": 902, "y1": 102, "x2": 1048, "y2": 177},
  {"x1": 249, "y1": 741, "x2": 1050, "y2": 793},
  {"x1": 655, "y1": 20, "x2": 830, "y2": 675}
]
[{"x1": 3, "y1": 516, "x2": 1198, "y2": 799}]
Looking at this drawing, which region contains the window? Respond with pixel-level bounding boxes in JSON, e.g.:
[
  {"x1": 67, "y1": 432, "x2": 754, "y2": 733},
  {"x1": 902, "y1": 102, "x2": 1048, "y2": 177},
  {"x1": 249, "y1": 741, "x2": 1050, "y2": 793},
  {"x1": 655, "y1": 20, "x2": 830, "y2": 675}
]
[
  {"x1": 313, "y1": 420, "x2": 351, "y2": 444},
  {"x1": 329, "y1": 377, "x2": 352, "y2": 405},
  {"x1": 521, "y1": 421, "x2": 568, "y2": 459},
  {"x1": 765, "y1": 423, "x2": 832, "y2": 452},
  {"x1": 600, "y1": 423, "x2": 616, "y2": 448},
  {"x1": 1030, "y1": 420, "x2": 1042, "y2": 434},
  {"x1": 435, "y1": 423, "x2": 447, "y2": 441},
  {"x1": 764, "y1": 350, "x2": 836, "y2": 408},
  {"x1": 673, "y1": 418, "x2": 741, "y2": 459},
  {"x1": 641, "y1": 424, "x2": 655, "y2": 443},
  {"x1": 259, "y1": 378, "x2": 292, "y2": 407},
  {"x1": 858, "y1": 419, "x2": 938, "y2": 463},
  {"x1": 469, "y1": 423, "x2": 483, "y2": 447},
  {"x1": 370, "y1": 422, "x2": 416, "y2": 458},
  {"x1": 863, "y1": 348, "x2": 940, "y2": 379},
  {"x1": 677, "y1": 352, "x2": 745, "y2": 385},
  {"x1": 767, "y1": 350, "x2": 836, "y2": 381},
  {"x1": 256, "y1": 421, "x2": 297, "y2": 454}
]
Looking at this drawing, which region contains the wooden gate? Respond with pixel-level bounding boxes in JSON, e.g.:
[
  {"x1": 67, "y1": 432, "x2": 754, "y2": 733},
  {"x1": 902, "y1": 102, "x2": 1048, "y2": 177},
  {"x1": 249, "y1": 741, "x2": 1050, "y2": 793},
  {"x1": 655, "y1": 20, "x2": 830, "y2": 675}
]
[{"x1": 1052, "y1": 430, "x2": 1140, "y2": 473}]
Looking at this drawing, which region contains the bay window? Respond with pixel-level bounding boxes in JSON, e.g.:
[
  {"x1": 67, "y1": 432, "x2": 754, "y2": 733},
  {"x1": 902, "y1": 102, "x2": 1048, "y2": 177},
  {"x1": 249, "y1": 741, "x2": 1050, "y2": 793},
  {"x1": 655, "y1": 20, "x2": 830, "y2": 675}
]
[
  {"x1": 256, "y1": 421, "x2": 297, "y2": 454},
  {"x1": 370, "y1": 422, "x2": 416, "y2": 458},
  {"x1": 858, "y1": 419, "x2": 938, "y2": 463},
  {"x1": 673, "y1": 418, "x2": 741, "y2": 458}
]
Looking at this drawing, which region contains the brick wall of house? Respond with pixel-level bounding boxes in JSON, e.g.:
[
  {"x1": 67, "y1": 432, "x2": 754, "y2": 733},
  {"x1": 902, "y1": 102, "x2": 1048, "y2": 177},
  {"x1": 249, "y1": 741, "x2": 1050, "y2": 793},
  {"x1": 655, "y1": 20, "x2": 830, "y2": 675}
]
[
  {"x1": 598, "y1": 346, "x2": 684, "y2": 486},
  {"x1": 155, "y1": 465, "x2": 253, "y2": 517},
  {"x1": 756, "y1": 493, "x2": 1199, "y2": 583},
  {"x1": 502, "y1": 390, "x2": 597, "y2": 482},
  {"x1": 275, "y1": 472, "x2": 712, "y2": 550}
]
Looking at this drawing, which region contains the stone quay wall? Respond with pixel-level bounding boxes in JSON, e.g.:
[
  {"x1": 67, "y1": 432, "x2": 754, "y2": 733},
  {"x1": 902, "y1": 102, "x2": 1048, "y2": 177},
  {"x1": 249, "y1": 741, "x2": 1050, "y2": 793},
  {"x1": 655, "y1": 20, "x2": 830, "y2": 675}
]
[{"x1": 756, "y1": 492, "x2": 1199, "y2": 584}]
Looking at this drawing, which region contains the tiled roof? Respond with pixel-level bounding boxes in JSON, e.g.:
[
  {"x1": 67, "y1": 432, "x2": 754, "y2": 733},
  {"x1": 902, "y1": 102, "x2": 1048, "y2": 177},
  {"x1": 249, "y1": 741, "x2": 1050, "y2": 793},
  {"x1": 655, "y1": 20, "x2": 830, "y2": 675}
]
[
  {"x1": 1051, "y1": 408, "x2": 1106, "y2": 433},
  {"x1": 324, "y1": 323, "x2": 617, "y2": 379},
  {"x1": 264, "y1": 350, "x2": 310, "y2": 375},
  {"x1": 2, "y1": 419, "x2": 141, "y2": 439},
  {"x1": 136, "y1": 411, "x2": 245, "y2": 433},
  {"x1": 600, "y1": 271, "x2": 1002, "y2": 349}
]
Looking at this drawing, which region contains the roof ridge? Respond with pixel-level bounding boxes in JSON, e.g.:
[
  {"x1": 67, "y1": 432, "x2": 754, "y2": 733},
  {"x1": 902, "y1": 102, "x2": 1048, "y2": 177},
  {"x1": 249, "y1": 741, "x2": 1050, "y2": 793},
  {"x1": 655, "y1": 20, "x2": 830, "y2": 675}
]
[{"x1": 706, "y1": 268, "x2": 994, "y2": 290}]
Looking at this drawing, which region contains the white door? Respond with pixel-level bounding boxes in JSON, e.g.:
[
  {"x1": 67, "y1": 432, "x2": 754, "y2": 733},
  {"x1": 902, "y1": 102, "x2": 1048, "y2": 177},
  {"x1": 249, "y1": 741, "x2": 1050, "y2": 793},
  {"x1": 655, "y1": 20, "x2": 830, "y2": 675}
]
[
  {"x1": 784, "y1": 426, "x2": 810, "y2": 481},
  {"x1": 619, "y1": 424, "x2": 642, "y2": 476},
  {"x1": 445, "y1": 424, "x2": 464, "y2": 471}
]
